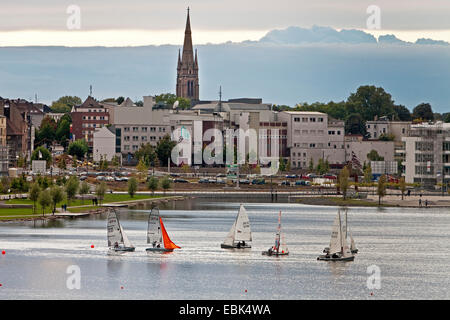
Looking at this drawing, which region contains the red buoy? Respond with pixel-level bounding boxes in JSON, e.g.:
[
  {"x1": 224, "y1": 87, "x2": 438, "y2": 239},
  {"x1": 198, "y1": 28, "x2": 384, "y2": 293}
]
[
  {"x1": 91, "y1": 245, "x2": 94, "y2": 248},
  {"x1": 1, "y1": 250, "x2": 5, "y2": 255}
]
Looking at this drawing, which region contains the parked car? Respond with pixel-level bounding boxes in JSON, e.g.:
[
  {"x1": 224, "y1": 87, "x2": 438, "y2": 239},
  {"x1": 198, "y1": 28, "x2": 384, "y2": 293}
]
[
  {"x1": 216, "y1": 173, "x2": 226, "y2": 178},
  {"x1": 199, "y1": 178, "x2": 210, "y2": 183},
  {"x1": 239, "y1": 179, "x2": 250, "y2": 184},
  {"x1": 174, "y1": 178, "x2": 189, "y2": 183},
  {"x1": 280, "y1": 181, "x2": 291, "y2": 186},
  {"x1": 323, "y1": 174, "x2": 337, "y2": 180},
  {"x1": 79, "y1": 176, "x2": 88, "y2": 181},
  {"x1": 295, "y1": 180, "x2": 311, "y2": 186},
  {"x1": 285, "y1": 174, "x2": 297, "y2": 179},
  {"x1": 216, "y1": 179, "x2": 226, "y2": 184},
  {"x1": 252, "y1": 179, "x2": 266, "y2": 185}
]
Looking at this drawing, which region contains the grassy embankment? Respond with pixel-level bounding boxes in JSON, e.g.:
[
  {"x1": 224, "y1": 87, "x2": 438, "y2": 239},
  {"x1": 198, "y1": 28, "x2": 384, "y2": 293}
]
[{"x1": 0, "y1": 194, "x2": 163, "y2": 220}]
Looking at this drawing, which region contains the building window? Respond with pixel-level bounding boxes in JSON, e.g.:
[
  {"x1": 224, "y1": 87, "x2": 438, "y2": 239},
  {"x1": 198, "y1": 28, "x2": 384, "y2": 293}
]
[{"x1": 294, "y1": 117, "x2": 300, "y2": 122}]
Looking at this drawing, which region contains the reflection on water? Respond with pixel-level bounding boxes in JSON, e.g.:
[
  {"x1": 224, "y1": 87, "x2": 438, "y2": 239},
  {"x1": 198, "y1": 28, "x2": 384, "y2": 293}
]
[{"x1": 1, "y1": 197, "x2": 450, "y2": 299}]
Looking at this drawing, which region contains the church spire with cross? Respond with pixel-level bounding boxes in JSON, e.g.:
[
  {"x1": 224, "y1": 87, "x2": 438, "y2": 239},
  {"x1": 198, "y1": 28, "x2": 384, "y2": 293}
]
[{"x1": 176, "y1": 7, "x2": 199, "y2": 102}]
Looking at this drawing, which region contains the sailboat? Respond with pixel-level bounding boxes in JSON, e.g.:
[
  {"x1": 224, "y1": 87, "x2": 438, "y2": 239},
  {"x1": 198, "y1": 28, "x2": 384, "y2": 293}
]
[
  {"x1": 262, "y1": 211, "x2": 289, "y2": 256},
  {"x1": 322, "y1": 209, "x2": 358, "y2": 255},
  {"x1": 317, "y1": 209, "x2": 354, "y2": 261},
  {"x1": 146, "y1": 207, "x2": 180, "y2": 252},
  {"x1": 107, "y1": 209, "x2": 135, "y2": 252},
  {"x1": 221, "y1": 204, "x2": 252, "y2": 249}
]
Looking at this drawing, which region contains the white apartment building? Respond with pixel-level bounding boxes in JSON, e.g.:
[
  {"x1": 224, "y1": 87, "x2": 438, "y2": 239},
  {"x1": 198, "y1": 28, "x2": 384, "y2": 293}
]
[
  {"x1": 402, "y1": 122, "x2": 450, "y2": 187},
  {"x1": 278, "y1": 111, "x2": 346, "y2": 169}
]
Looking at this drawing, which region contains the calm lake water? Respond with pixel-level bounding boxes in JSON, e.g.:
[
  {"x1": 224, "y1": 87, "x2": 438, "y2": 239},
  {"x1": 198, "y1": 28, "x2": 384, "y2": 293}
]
[{"x1": 1, "y1": 197, "x2": 449, "y2": 300}]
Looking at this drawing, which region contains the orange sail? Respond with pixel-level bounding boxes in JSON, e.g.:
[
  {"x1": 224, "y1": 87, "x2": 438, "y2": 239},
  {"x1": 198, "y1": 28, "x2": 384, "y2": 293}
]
[{"x1": 160, "y1": 217, "x2": 180, "y2": 250}]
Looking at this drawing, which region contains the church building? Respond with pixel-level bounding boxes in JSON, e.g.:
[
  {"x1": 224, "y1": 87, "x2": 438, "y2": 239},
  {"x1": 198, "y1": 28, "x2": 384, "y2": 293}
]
[{"x1": 176, "y1": 8, "x2": 199, "y2": 102}]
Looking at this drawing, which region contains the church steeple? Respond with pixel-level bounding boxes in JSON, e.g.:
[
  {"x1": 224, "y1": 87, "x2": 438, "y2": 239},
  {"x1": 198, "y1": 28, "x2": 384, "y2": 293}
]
[{"x1": 176, "y1": 7, "x2": 199, "y2": 102}]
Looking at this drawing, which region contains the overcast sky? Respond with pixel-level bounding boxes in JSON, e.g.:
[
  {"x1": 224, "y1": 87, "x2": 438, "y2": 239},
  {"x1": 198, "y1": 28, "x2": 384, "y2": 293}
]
[{"x1": 0, "y1": 0, "x2": 449, "y2": 45}]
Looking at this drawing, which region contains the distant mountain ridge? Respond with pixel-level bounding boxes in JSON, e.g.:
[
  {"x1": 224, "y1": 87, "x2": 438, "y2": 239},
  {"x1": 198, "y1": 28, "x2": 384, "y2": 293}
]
[{"x1": 257, "y1": 25, "x2": 449, "y2": 46}]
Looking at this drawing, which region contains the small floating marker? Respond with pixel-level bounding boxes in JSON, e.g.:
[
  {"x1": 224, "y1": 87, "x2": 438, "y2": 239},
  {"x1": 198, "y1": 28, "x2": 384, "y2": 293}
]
[
  {"x1": 370, "y1": 292, "x2": 374, "y2": 296},
  {"x1": 1, "y1": 250, "x2": 5, "y2": 255},
  {"x1": 120, "y1": 286, "x2": 124, "y2": 290},
  {"x1": 0, "y1": 283, "x2": 2, "y2": 287},
  {"x1": 91, "y1": 245, "x2": 94, "y2": 249},
  {"x1": 244, "y1": 289, "x2": 247, "y2": 293}
]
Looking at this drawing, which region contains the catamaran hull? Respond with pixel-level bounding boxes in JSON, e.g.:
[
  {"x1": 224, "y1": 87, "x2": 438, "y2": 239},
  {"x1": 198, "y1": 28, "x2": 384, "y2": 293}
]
[
  {"x1": 146, "y1": 247, "x2": 174, "y2": 252},
  {"x1": 262, "y1": 251, "x2": 289, "y2": 256},
  {"x1": 221, "y1": 244, "x2": 251, "y2": 249},
  {"x1": 110, "y1": 247, "x2": 135, "y2": 252},
  {"x1": 317, "y1": 255, "x2": 354, "y2": 261}
]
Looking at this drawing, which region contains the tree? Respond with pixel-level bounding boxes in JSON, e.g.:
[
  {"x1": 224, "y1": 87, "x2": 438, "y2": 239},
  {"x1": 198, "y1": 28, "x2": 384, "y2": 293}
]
[
  {"x1": 155, "y1": 93, "x2": 191, "y2": 109},
  {"x1": 147, "y1": 176, "x2": 159, "y2": 195},
  {"x1": 38, "y1": 189, "x2": 52, "y2": 216},
  {"x1": 135, "y1": 143, "x2": 157, "y2": 167},
  {"x1": 128, "y1": 177, "x2": 138, "y2": 198},
  {"x1": 0, "y1": 176, "x2": 9, "y2": 194},
  {"x1": 412, "y1": 103, "x2": 434, "y2": 121},
  {"x1": 51, "y1": 96, "x2": 82, "y2": 113},
  {"x1": 65, "y1": 176, "x2": 79, "y2": 204},
  {"x1": 346, "y1": 85, "x2": 396, "y2": 122},
  {"x1": 116, "y1": 96, "x2": 125, "y2": 105},
  {"x1": 377, "y1": 174, "x2": 387, "y2": 205},
  {"x1": 68, "y1": 139, "x2": 89, "y2": 159},
  {"x1": 31, "y1": 146, "x2": 52, "y2": 166},
  {"x1": 444, "y1": 113, "x2": 450, "y2": 123},
  {"x1": 79, "y1": 181, "x2": 90, "y2": 204},
  {"x1": 50, "y1": 186, "x2": 65, "y2": 215},
  {"x1": 278, "y1": 157, "x2": 286, "y2": 172},
  {"x1": 367, "y1": 150, "x2": 384, "y2": 161},
  {"x1": 55, "y1": 119, "x2": 71, "y2": 147},
  {"x1": 136, "y1": 158, "x2": 148, "y2": 182},
  {"x1": 363, "y1": 165, "x2": 372, "y2": 184},
  {"x1": 338, "y1": 166, "x2": 350, "y2": 200},
  {"x1": 308, "y1": 158, "x2": 314, "y2": 172},
  {"x1": 29, "y1": 183, "x2": 41, "y2": 214},
  {"x1": 156, "y1": 135, "x2": 176, "y2": 166},
  {"x1": 161, "y1": 177, "x2": 171, "y2": 195},
  {"x1": 399, "y1": 177, "x2": 406, "y2": 200},
  {"x1": 95, "y1": 182, "x2": 107, "y2": 205},
  {"x1": 393, "y1": 104, "x2": 412, "y2": 121},
  {"x1": 35, "y1": 116, "x2": 57, "y2": 146}
]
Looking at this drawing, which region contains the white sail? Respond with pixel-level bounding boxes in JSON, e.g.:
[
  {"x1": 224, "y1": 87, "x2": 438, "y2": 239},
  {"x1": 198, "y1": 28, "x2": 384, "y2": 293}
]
[
  {"x1": 120, "y1": 224, "x2": 133, "y2": 248},
  {"x1": 329, "y1": 210, "x2": 342, "y2": 254},
  {"x1": 234, "y1": 205, "x2": 252, "y2": 242},
  {"x1": 223, "y1": 219, "x2": 237, "y2": 246},
  {"x1": 147, "y1": 208, "x2": 162, "y2": 246},
  {"x1": 107, "y1": 210, "x2": 123, "y2": 247},
  {"x1": 350, "y1": 231, "x2": 356, "y2": 252}
]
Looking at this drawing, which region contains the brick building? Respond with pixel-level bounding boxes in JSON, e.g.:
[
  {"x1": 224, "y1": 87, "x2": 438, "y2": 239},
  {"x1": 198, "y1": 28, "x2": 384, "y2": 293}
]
[{"x1": 71, "y1": 96, "x2": 110, "y2": 151}]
